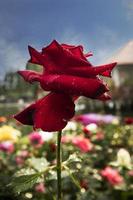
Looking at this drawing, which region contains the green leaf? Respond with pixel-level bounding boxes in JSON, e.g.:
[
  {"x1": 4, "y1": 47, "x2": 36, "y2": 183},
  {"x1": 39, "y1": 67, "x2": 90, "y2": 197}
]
[
  {"x1": 27, "y1": 157, "x2": 49, "y2": 172},
  {"x1": 64, "y1": 166, "x2": 81, "y2": 190},
  {"x1": 9, "y1": 173, "x2": 41, "y2": 193},
  {"x1": 65, "y1": 153, "x2": 82, "y2": 165},
  {"x1": 15, "y1": 167, "x2": 36, "y2": 176}
]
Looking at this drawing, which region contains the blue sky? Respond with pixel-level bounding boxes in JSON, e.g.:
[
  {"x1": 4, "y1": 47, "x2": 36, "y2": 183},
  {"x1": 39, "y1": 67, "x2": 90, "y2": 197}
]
[{"x1": 0, "y1": 0, "x2": 133, "y2": 79}]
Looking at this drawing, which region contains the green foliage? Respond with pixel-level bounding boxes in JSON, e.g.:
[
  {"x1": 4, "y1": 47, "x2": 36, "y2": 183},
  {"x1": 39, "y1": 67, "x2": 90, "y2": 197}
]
[{"x1": 9, "y1": 173, "x2": 41, "y2": 193}]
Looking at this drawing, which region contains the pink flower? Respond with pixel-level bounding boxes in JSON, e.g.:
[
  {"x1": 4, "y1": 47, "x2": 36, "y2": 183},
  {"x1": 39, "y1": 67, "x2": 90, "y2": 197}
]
[
  {"x1": 29, "y1": 132, "x2": 44, "y2": 148},
  {"x1": 61, "y1": 135, "x2": 72, "y2": 143},
  {"x1": 15, "y1": 156, "x2": 24, "y2": 166},
  {"x1": 19, "y1": 150, "x2": 29, "y2": 158},
  {"x1": 72, "y1": 136, "x2": 93, "y2": 153},
  {"x1": 15, "y1": 150, "x2": 29, "y2": 166},
  {"x1": 35, "y1": 182, "x2": 45, "y2": 193},
  {"x1": 101, "y1": 166, "x2": 123, "y2": 185},
  {"x1": 0, "y1": 141, "x2": 14, "y2": 153},
  {"x1": 75, "y1": 113, "x2": 118, "y2": 125}
]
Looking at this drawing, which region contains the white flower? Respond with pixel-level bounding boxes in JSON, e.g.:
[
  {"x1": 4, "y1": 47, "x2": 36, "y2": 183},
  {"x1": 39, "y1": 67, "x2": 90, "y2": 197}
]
[
  {"x1": 39, "y1": 131, "x2": 54, "y2": 141},
  {"x1": 117, "y1": 148, "x2": 132, "y2": 169},
  {"x1": 63, "y1": 121, "x2": 77, "y2": 131},
  {"x1": 85, "y1": 123, "x2": 98, "y2": 132}
]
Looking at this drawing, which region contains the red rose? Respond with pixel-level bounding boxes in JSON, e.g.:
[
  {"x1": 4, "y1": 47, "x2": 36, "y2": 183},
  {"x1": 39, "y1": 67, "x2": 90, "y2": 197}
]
[
  {"x1": 14, "y1": 40, "x2": 116, "y2": 131},
  {"x1": 124, "y1": 117, "x2": 133, "y2": 125},
  {"x1": 15, "y1": 92, "x2": 75, "y2": 131}
]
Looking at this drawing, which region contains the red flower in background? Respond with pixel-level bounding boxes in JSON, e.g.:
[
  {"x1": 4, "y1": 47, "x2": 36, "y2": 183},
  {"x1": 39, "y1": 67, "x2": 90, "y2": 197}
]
[
  {"x1": 101, "y1": 166, "x2": 123, "y2": 186},
  {"x1": 80, "y1": 179, "x2": 88, "y2": 190},
  {"x1": 14, "y1": 40, "x2": 116, "y2": 131},
  {"x1": 72, "y1": 136, "x2": 93, "y2": 153},
  {"x1": 124, "y1": 117, "x2": 133, "y2": 125}
]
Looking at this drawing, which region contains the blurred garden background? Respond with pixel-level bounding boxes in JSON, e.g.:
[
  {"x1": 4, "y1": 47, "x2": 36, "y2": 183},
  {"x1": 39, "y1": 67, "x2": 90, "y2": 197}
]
[{"x1": 0, "y1": 0, "x2": 133, "y2": 200}]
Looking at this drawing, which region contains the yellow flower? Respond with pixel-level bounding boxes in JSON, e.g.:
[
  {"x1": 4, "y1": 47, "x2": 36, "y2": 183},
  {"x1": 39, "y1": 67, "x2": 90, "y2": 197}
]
[{"x1": 0, "y1": 125, "x2": 21, "y2": 142}]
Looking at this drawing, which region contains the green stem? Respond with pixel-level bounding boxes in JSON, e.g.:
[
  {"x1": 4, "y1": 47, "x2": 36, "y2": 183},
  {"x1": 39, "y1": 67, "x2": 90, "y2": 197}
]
[{"x1": 57, "y1": 131, "x2": 62, "y2": 200}]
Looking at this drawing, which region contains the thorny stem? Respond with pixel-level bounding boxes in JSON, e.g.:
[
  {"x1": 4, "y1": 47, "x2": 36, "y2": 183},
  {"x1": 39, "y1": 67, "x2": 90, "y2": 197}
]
[{"x1": 57, "y1": 131, "x2": 62, "y2": 200}]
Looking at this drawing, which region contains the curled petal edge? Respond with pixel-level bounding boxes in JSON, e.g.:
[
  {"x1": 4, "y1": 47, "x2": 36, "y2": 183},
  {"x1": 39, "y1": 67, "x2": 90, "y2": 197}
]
[{"x1": 18, "y1": 70, "x2": 41, "y2": 83}]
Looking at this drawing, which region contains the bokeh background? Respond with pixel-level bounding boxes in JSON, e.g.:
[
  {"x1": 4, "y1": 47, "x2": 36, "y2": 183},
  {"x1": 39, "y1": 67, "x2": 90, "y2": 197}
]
[{"x1": 0, "y1": 1, "x2": 133, "y2": 200}]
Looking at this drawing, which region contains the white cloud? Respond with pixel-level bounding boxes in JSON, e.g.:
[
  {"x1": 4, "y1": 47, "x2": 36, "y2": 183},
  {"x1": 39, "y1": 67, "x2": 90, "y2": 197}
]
[{"x1": 0, "y1": 38, "x2": 27, "y2": 80}]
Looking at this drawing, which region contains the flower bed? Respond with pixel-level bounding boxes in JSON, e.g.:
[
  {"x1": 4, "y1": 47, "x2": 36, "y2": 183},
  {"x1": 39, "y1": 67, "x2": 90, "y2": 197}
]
[{"x1": 0, "y1": 115, "x2": 133, "y2": 200}]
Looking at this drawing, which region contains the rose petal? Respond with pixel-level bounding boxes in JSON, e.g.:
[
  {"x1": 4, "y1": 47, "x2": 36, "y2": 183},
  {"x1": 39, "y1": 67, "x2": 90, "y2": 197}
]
[
  {"x1": 14, "y1": 93, "x2": 75, "y2": 132},
  {"x1": 28, "y1": 46, "x2": 44, "y2": 65},
  {"x1": 95, "y1": 62, "x2": 117, "y2": 77},
  {"x1": 61, "y1": 63, "x2": 117, "y2": 78},
  {"x1": 34, "y1": 93, "x2": 75, "y2": 131},
  {"x1": 61, "y1": 43, "x2": 89, "y2": 60},
  {"x1": 61, "y1": 43, "x2": 76, "y2": 49},
  {"x1": 18, "y1": 70, "x2": 41, "y2": 83},
  {"x1": 64, "y1": 45, "x2": 88, "y2": 61},
  {"x1": 41, "y1": 40, "x2": 92, "y2": 71},
  {"x1": 40, "y1": 74, "x2": 109, "y2": 99},
  {"x1": 14, "y1": 102, "x2": 36, "y2": 125},
  {"x1": 97, "y1": 93, "x2": 111, "y2": 101},
  {"x1": 59, "y1": 66, "x2": 96, "y2": 77},
  {"x1": 84, "y1": 52, "x2": 93, "y2": 57}
]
